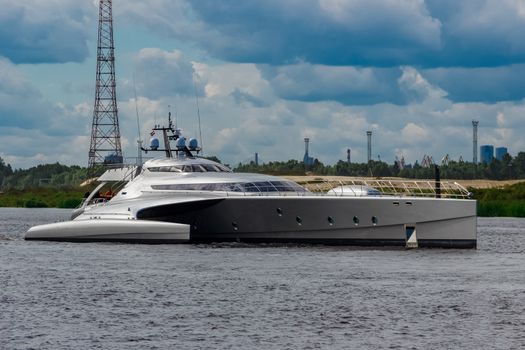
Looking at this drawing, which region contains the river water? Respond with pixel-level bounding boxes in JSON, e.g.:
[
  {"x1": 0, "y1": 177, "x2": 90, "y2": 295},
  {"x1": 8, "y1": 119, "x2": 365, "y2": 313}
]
[{"x1": 1, "y1": 208, "x2": 524, "y2": 349}]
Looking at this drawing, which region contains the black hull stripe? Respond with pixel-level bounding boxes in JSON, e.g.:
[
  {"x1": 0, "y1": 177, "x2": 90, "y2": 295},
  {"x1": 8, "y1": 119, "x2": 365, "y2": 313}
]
[{"x1": 25, "y1": 237, "x2": 476, "y2": 248}]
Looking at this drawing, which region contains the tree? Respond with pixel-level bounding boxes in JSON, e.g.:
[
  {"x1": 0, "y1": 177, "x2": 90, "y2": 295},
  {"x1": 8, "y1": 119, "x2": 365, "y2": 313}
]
[
  {"x1": 0, "y1": 157, "x2": 13, "y2": 187},
  {"x1": 513, "y1": 152, "x2": 525, "y2": 178}
]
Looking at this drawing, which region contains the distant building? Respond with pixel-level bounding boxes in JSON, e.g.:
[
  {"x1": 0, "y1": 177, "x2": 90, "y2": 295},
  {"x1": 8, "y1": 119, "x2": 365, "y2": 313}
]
[
  {"x1": 495, "y1": 147, "x2": 508, "y2": 161},
  {"x1": 480, "y1": 145, "x2": 494, "y2": 164}
]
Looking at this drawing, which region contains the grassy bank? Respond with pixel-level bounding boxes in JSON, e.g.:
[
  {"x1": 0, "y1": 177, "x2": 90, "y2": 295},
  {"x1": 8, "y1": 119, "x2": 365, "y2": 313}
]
[
  {"x1": 470, "y1": 182, "x2": 525, "y2": 217},
  {"x1": 0, "y1": 188, "x2": 84, "y2": 209},
  {"x1": 476, "y1": 200, "x2": 525, "y2": 217}
]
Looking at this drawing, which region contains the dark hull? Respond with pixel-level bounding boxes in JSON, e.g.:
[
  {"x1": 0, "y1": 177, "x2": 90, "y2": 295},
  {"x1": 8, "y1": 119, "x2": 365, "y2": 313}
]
[{"x1": 137, "y1": 196, "x2": 477, "y2": 248}]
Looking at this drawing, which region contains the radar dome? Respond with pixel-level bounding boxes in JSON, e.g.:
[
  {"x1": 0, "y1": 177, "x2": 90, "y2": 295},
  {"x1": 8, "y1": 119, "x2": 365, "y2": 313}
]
[
  {"x1": 150, "y1": 137, "x2": 160, "y2": 150},
  {"x1": 176, "y1": 137, "x2": 186, "y2": 148},
  {"x1": 188, "y1": 138, "x2": 198, "y2": 150}
]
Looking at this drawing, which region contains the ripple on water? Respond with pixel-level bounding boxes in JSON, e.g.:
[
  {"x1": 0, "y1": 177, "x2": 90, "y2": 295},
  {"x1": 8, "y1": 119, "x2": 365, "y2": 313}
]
[{"x1": 1, "y1": 209, "x2": 525, "y2": 349}]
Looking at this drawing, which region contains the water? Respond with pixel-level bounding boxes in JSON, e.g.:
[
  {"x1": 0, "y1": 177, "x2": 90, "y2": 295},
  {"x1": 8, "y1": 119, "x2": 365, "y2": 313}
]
[{"x1": 1, "y1": 208, "x2": 524, "y2": 349}]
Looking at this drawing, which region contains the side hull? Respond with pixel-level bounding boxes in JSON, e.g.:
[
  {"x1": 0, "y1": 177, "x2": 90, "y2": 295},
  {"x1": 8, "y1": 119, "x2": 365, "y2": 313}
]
[{"x1": 25, "y1": 219, "x2": 190, "y2": 243}]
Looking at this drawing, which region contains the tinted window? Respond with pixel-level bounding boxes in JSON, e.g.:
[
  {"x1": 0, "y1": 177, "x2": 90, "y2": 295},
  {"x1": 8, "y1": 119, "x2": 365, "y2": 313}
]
[{"x1": 151, "y1": 180, "x2": 308, "y2": 193}]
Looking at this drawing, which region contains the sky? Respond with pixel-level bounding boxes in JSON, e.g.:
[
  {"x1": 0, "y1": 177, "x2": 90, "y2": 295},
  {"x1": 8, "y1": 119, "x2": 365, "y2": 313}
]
[{"x1": 1, "y1": 0, "x2": 525, "y2": 169}]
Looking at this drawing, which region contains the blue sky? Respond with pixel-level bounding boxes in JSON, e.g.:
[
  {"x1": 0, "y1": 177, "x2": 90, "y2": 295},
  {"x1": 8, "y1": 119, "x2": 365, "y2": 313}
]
[{"x1": 1, "y1": 0, "x2": 525, "y2": 169}]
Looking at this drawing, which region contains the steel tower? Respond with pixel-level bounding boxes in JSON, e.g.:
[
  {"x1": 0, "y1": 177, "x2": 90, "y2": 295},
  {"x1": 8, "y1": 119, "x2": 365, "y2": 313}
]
[
  {"x1": 88, "y1": 0, "x2": 122, "y2": 173},
  {"x1": 472, "y1": 120, "x2": 479, "y2": 163}
]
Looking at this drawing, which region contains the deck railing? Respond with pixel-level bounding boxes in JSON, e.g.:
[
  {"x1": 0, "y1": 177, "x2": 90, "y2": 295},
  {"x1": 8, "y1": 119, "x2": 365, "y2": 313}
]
[{"x1": 295, "y1": 178, "x2": 472, "y2": 199}]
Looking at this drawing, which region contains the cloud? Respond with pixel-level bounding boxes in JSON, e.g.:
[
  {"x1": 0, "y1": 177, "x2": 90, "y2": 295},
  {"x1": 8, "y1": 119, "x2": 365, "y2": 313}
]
[
  {"x1": 0, "y1": 57, "x2": 46, "y2": 129},
  {"x1": 0, "y1": 0, "x2": 95, "y2": 64},
  {"x1": 421, "y1": 65, "x2": 525, "y2": 103},
  {"x1": 260, "y1": 63, "x2": 406, "y2": 105},
  {"x1": 401, "y1": 122, "x2": 429, "y2": 143},
  {"x1": 121, "y1": 0, "x2": 525, "y2": 68},
  {"x1": 425, "y1": 0, "x2": 525, "y2": 67},
  {"x1": 126, "y1": 0, "x2": 440, "y2": 66},
  {"x1": 194, "y1": 62, "x2": 273, "y2": 104},
  {"x1": 188, "y1": 0, "x2": 442, "y2": 66},
  {"x1": 0, "y1": 57, "x2": 40, "y2": 97},
  {"x1": 397, "y1": 66, "x2": 448, "y2": 107},
  {"x1": 0, "y1": 57, "x2": 90, "y2": 137},
  {"x1": 230, "y1": 89, "x2": 268, "y2": 108},
  {"x1": 259, "y1": 64, "x2": 454, "y2": 106},
  {"x1": 116, "y1": 62, "x2": 525, "y2": 166},
  {"x1": 132, "y1": 48, "x2": 203, "y2": 99},
  {"x1": 5, "y1": 59, "x2": 525, "y2": 169}
]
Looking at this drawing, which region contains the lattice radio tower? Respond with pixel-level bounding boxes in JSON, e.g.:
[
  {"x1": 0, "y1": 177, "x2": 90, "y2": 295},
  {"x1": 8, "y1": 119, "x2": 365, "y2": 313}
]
[{"x1": 88, "y1": 0, "x2": 122, "y2": 174}]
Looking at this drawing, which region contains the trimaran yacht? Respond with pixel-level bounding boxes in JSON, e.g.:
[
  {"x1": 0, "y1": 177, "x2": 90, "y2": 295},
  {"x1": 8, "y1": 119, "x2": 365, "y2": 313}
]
[{"x1": 26, "y1": 115, "x2": 477, "y2": 248}]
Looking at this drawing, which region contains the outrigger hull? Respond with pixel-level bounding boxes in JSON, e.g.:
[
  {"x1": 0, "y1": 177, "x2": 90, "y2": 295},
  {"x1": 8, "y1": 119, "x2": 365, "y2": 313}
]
[{"x1": 26, "y1": 219, "x2": 190, "y2": 243}]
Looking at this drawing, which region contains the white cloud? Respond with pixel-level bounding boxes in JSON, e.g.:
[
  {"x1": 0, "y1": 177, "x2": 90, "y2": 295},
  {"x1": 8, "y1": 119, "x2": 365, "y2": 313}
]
[
  {"x1": 401, "y1": 122, "x2": 429, "y2": 143},
  {"x1": 132, "y1": 48, "x2": 201, "y2": 99},
  {"x1": 0, "y1": 0, "x2": 95, "y2": 63},
  {"x1": 496, "y1": 112, "x2": 506, "y2": 127}
]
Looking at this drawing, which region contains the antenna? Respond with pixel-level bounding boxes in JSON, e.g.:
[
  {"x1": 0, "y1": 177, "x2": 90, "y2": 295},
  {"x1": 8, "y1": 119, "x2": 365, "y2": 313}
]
[{"x1": 193, "y1": 74, "x2": 203, "y2": 154}]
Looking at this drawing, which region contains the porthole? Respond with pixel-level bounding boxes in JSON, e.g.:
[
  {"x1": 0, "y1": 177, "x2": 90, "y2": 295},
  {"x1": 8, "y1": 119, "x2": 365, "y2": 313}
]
[
  {"x1": 296, "y1": 216, "x2": 302, "y2": 225},
  {"x1": 327, "y1": 216, "x2": 335, "y2": 226},
  {"x1": 371, "y1": 216, "x2": 378, "y2": 226},
  {"x1": 353, "y1": 216, "x2": 359, "y2": 225},
  {"x1": 232, "y1": 221, "x2": 238, "y2": 231},
  {"x1": 276, "y1": 208, "x2": 283, "y2": 216}
]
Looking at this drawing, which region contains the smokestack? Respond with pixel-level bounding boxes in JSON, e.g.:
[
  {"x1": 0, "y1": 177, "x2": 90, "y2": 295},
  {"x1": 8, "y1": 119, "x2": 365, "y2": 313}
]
[
  {"x1": 304, "y1": 138, "x2": 310, "y2": 156},
  {"x1": 366, "y1": 131, "x2": 372, "y2": 163},
  {"x1": 472, "y1": 120, "x2": 479, "y2": 163}
]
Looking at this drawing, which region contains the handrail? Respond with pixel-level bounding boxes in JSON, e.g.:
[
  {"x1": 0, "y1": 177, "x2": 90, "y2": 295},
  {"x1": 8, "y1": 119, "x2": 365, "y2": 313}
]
[{"x1": 294, "y1": 178, "x2": 471, "y2": 199}]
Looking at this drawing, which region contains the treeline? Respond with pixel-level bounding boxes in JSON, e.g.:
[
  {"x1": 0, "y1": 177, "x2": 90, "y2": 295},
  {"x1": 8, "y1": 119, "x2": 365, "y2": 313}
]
[
  {"x1": 235, "y1": 152, "x2": 525, "y2": 180},
  {"x1": 0, "y1": 157, "x2": 86, "y2": 190}
]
